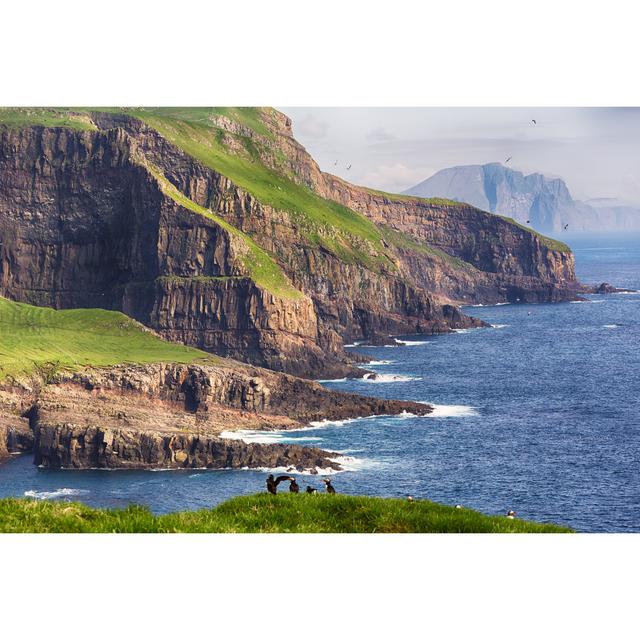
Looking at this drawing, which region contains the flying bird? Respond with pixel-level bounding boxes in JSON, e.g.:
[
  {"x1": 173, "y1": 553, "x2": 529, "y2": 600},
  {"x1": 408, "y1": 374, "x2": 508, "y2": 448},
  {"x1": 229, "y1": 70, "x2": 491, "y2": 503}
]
[
  {"x1": 505, "y1": 156, "x2": 512, "y2": 163},
  {"x1": 564, "y1": 223, "x2": 569, "y2": 230},
  {"x1": 346, "y1": 164, "x2": 352, "y2": 171},
  {"x1": 526, "y1": 220, "x2": 530, "y2": 224},
  {"x1": 531, "y1": 119, "x2": 537, "y2": 125},
  {"x1": 334, "y1": 160, "x2": 338, "y2": 166}
]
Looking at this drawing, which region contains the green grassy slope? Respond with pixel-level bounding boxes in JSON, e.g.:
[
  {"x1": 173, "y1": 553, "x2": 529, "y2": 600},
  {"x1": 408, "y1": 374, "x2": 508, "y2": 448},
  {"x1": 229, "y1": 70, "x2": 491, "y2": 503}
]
[
  {"x1": 0, "y1": 108, "x2": 97, "y2": 131},
  {"x1": 0, "y1": 494, "x2": 572, "y2": 533},
  {"x1": 126, "y1": 109, "x2": 395, "y2": 270},
  {"x1": 144, "y1": 160, "x2": 301, "y2": 298},
  {"x1": 0, "y1": 297, "x2": 219, "y2": 379}
]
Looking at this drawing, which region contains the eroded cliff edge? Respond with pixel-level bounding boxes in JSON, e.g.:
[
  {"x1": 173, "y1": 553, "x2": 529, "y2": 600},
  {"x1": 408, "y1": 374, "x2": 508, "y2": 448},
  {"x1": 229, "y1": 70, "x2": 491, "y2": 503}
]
[{"x1": 0, "y1": 362, "x2": 431, "y2": 471}]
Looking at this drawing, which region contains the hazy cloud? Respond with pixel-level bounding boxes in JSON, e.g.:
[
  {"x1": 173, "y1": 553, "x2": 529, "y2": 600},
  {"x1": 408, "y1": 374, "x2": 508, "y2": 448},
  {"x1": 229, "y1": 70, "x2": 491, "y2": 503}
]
[
  {"x1": 294, "y1": 113, "x2": 328, "y2": 139},
  {"x1": 366, "y1": 126, "x2": 396, "y2": 143},
  {"x1": 359, "y1": 163, "x2": 435, "y2": 193}
]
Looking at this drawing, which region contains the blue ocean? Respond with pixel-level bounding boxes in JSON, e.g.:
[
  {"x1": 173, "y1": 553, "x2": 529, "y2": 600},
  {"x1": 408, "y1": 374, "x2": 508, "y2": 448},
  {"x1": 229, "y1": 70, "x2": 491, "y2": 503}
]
[{"x1": 1, "y1": 234, "x2": 638, "y2": 532}]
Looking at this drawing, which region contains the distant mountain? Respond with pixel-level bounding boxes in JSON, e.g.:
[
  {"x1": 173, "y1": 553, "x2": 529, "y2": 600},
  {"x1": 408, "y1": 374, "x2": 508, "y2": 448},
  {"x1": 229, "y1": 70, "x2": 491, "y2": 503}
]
[{"x1": 404, "y1": 163, "x2": 640, "y2": 233}]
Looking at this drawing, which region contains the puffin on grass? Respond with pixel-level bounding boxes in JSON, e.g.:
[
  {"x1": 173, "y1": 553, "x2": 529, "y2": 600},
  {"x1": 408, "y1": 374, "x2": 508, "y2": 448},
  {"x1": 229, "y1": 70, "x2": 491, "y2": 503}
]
[
  {"x1": 289, "y1": 477, "x2": 300, "y2": 493},
  {"x1": 323, "y1": 479, "x2": 336, "y2": 494},
  {"x1": 306, "y1": 486, "x2": 317, "y2": 494},
  {"x1": 266, "y1": 474, "x2": 292, "y2": 495},
  {"x1": 506, "y1": 510, "x2": 516, "y2": 519}
]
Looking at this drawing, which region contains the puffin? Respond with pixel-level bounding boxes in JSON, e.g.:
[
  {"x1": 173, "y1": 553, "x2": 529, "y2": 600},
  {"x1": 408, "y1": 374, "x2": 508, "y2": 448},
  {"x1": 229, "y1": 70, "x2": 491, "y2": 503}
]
[
  {"x1": 407, "y1": 496, "x2": 414, "y2": 503},
  {"x1": 305, "y1": 486, "x2": 317, "y2": 494},
  {"x1": 323, "y1": 479, "x2": 336, "y2": 494},
  {"x1": 506, "y1": 510, "x2": 516, "y2": 519},
  {"x1": 266, "y1": 474, "x2": 292, "y2": 494},
  {"x1": 289, "y1": 477, "x2": 300, "y2": 493}
]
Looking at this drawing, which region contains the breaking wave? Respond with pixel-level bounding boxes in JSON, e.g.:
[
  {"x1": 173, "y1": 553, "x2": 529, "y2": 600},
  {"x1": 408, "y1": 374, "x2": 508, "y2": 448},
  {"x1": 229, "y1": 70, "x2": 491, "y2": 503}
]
[
  {"x1": 428, "y1": 404, "x2": 479, "y2": 417},
  {"x1": 362, "y1": 373, "x2": 422, "y2": 383},
  {"x1": 24, "y1": 488, "x2": 90, "y2": 500},
  {"x1": 570, "y1": 299, "x2": 605, "y2": 304},
  {"x1": 219, "y1": 428, "x2": 324, "y2": 445}
]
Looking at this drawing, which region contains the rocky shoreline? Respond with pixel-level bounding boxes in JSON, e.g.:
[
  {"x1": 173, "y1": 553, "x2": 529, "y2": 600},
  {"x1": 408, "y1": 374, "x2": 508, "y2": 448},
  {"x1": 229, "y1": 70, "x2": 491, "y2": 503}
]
[{"x1": 0, "y1": 361, "x2": 431, "y2": 472}]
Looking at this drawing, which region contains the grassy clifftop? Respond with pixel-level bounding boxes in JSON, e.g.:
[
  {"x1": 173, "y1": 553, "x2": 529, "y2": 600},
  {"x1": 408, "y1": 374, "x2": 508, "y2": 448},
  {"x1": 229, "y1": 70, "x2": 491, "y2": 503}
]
[
  {"x1": 0, "y1": 494, "x2": 572, "y2": 533},
  {"x1": 0, "y1": 297, "x2": 219, "y2": 379}
]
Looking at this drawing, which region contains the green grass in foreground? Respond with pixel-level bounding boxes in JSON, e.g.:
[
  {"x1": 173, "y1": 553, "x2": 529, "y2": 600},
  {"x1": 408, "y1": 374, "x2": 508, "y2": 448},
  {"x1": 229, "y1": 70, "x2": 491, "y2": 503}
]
[
  {"x1": 0, "y1": 494, "x2": 572, "y2": 533},
  {"x1": 0, "y1": 297, "x2": 219, "y2": 379}
]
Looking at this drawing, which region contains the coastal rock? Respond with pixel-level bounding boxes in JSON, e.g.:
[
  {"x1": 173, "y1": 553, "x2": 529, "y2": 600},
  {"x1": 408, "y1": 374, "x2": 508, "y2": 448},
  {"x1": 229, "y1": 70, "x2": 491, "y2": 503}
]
[
  {"x1": 1, "y1": 360, "x2": 432, "y2": 469},
  {"x1": 33, "y1": 422, "x2": 341, "y2": 471},
  {"x1": 0, "y1": 412, "x2": 33, "y2": 460}
]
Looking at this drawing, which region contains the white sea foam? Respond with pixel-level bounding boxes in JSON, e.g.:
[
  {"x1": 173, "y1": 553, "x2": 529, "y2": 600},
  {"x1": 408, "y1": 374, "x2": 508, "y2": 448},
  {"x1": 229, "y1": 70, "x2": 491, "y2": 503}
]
[
  {"x1": 428, "y1": 404, "x2": 479, "y2": 417},
  {"x1": 343, "y1": 341, "x2": 362, "y2": 348},
  {"x1": 362, "y1": 373, "x2": 422, "y2": 383},
  {"x1": 491, "y1": 324, "x2": 509, "y2": 329},
  {"x1": 24, "y1": 488, "x2": 89, "y2": 500},
  {"x1": 570, "y1": 299, "x2": 605, "y2": 304},
  {"x1": 316, "y1": 377, "x2": 348, "y2": 383},
  {"x1": 238, "y1": 460, "x2": 354, "y2": 476},
  {"x1": 367, "y1": 360, "x2": 393, "y2": 366},
  {"x1": 219, "y1": 429, "x2": 323, "y2": 445},
  {"x1": 395, "y1": 339, "x2": 429, "y2": 346},
  {"x1": 308, "y1": 416, "x2": 364, "y2": 428},
  {"x1": 602, "y1": 324, "x2": 619, "y2": 329}
]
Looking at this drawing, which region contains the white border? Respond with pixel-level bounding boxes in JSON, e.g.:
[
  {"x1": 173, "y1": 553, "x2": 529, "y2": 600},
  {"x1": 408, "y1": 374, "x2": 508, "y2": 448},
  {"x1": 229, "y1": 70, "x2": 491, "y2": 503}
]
[{"x1": 1, "y1": 1, "x2": 639, "y2": 637}]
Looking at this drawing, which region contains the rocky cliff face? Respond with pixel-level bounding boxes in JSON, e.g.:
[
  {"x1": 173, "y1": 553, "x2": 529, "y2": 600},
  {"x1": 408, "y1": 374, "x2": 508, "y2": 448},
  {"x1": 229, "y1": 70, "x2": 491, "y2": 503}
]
[
  {"x1": 261, "y1": 117, "x2": 578, "y2": 304},
  {"x1": 1, "y1": 361, "x2": 431, "y2": 470},
  {"x1": 0, "y1": 110, "x2": 581, "y2": 377},
  {"x1": 320, "y1": 176, "x2": 578, "y2": 304},
  {"x1": 33, "y1": 423, "x2": 341, "y2": 472}
]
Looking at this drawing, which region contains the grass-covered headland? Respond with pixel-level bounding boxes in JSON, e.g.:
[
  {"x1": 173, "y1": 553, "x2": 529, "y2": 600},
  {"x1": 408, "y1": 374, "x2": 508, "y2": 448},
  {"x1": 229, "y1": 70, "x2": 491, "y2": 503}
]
[
  {"x1": 0, "y1": 494, "x2": 572, "y2": 533},
  {"x1": 0, "y1": 296, "x2": 220, "y2": 380}
]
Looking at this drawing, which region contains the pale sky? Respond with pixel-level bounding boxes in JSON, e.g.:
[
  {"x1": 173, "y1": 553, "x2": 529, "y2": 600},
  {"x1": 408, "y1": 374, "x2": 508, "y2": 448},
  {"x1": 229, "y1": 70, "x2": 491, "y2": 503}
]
[{"x1": 280, "y1": 108, "x2": 640, "y2": 205}]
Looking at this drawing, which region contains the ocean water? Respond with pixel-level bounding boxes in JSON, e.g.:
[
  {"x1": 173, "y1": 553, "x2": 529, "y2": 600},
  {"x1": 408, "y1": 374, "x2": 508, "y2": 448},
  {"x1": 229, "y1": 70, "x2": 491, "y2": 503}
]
[{"x1": 1, "y1": 234, "x2": 638, "y2": 532}]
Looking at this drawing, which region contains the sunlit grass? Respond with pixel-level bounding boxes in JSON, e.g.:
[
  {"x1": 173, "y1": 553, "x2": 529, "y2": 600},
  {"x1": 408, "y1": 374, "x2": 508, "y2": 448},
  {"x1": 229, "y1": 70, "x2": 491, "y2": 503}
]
[
  {"x1": 0, "y1": 297, "x2": 219, "y2": 379},
  {"x1": 0, "y1": 494, "x2": 573, "y2": 533}
]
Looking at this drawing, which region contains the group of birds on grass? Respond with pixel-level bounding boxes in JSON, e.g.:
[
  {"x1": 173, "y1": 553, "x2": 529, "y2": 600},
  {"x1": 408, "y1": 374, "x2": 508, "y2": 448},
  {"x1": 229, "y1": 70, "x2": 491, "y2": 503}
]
[
  {"x1": 267, "y1": 478, "x2": 517, "y2": 517},
  {"x1": 266, "y1": 474, "x2": 335, "y2": 495}
]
